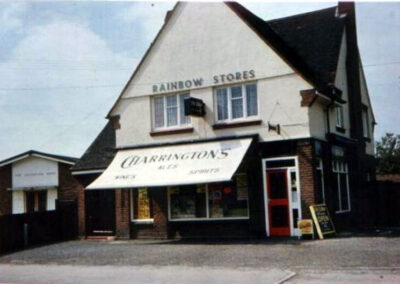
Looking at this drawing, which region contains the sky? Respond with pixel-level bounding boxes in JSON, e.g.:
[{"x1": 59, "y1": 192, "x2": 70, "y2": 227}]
[{"x1": 0, "y1": 1, "x2": 399, "y2": 161}]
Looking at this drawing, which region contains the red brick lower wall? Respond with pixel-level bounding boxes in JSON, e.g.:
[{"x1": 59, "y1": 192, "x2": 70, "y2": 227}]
[
  {"x1": 115, "y1": 189, "x2": 130, "y2": 239},
  {"x1": 297, "y1": 141, "x2": 316, "y2": 219},
  {"x1": 0, "y1": 165, "x2": 12, "y2": 216}
]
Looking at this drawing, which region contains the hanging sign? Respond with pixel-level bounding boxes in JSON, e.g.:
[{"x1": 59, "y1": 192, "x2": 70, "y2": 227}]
[
  {"x1": 309, "y1": 204, "x2": 335, "y2": 239},
  {"x1": 184, "y1": 97, "x2": 205, "y2": 117}
]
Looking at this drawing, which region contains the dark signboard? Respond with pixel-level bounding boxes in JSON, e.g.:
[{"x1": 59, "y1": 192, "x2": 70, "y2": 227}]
[
  {"x1": 184, "y1": 97, "x2": 205, "y2": 117},
  {"x1": 309, "y1": 204, "x2": 335, "y2": 239}
]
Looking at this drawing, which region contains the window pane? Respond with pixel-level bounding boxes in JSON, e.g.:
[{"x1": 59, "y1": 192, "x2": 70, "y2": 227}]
[
  {"x1": 170, "y1": 185, "x2": 206, "y2": 219},
  {"x1": 268, "y1": 171, "x2": 287, "y2": 199},
  {"x1": 246, "y1": 84, "x2": 258, "y2": 116},
  {"x1": 216, "y1": 88, "x2": 228, "y2": 121},
  {"x1": 133, "y1": 188, "x2": 153, "y2": 220},
  {"x1": 179, "y1": 93, "x2": 190, "y2": 125},
  {"x1": 336, "y1": 106, "x2": 343, "y2": 127},
  {"x1": 231, "y1": 86, "x2": 243, "y2": 119},
  {"x1": 208, "y1": 177, "x2": 248, "y2": 219},
  {"x1": 154, "y1": 97, "x2": 164, "y2": 128},
  {"x1": 166, "y1": 95, "x2": 178, "y2": 126},
  {"x1": 340, "y1": 173, "x2": 349, "y2": 211}
]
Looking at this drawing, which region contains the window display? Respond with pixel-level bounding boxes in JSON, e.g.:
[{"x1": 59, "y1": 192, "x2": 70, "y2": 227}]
[
  {"x1": 168, "y1": 174, "x2": 249, "y2": 220},
  {"x1": 131, "y1": 188, "x2": 153, "y2": 220}
]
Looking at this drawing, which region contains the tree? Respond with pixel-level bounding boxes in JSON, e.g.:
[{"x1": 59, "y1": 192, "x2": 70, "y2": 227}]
[{"x1": 376, "y1": 133, "x2": 400, "y2": 174}]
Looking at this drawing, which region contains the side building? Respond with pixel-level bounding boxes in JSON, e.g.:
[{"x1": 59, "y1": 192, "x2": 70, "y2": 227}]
[
  {"x1": 71, "y1": 2, "x2": 376, "y2": 239},
  {"x1": 0, "y1": 150, "x2": 78, "y2": 216}
]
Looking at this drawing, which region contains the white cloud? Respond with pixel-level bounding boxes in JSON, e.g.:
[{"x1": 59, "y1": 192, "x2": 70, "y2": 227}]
[
  {"x1": 0, "y1": 17, "x2": 139, "y2": 160},
  {"x1": 0, "y1": 2, "x2": 28, "y2": 33}
]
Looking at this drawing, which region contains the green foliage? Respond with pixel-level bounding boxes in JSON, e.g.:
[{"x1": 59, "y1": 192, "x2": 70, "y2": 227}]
[{"x1": 376, "y1": 133, "x2": 400, "y2": 174}]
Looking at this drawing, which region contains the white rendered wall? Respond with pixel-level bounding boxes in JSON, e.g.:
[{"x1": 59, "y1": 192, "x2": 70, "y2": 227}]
[
  {"x1": 112, "y1": 2, "x2": 313, "y2": 148},
  {"x1": 12, "y1": 191, "x2": 24, "y2": 214},
  {"x1": 12, "y1": 157, "x2": 58, "y2": 188},
  {"x1": 47, "y1": 188, "x2": 58, "y2": 210},
  {"x1": 359, "y1": 66, "x2": 375, "y2": 155}
]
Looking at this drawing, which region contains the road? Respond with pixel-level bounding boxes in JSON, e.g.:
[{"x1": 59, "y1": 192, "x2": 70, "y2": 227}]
[{"x1": 0, "y1": 237, "x2": 399, "y2": 283}]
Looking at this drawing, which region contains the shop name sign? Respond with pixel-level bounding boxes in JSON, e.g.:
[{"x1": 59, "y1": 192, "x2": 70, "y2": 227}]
[
  {"x1": 86, "y1": 138, "x2": 252, "y2": 189},
  {"x1": 152, "y1": 70, "x2": 255, "y2": 93},
  {"x1": 121, "y1": 149, "x2": 229, "y2": 169}
]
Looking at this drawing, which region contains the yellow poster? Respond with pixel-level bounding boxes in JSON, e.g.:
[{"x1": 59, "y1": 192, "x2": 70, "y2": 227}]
[{"x1": 137, "y1": 188, "x2": 150, "y2": 219}]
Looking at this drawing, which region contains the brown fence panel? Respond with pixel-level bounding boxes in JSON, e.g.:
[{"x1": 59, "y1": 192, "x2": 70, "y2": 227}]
[
  {"x1": 375, "y1": 181, "x2": 400, "y2": 227},
  {"x1": 56, "y1": 200, "x2": 78, "y2": 240}
]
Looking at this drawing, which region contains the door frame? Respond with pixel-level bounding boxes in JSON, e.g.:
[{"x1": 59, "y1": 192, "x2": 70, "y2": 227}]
[{"x1": 262, "y1": 156, "x2": 301, "y2": 237}]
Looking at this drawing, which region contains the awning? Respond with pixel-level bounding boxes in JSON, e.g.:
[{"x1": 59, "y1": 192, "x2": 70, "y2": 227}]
[{"x1": 87, "y1": 138, "x2": 252, "y2": 189}]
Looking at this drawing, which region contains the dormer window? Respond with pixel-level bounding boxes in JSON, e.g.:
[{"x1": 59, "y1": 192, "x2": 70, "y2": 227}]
[
  {"x1": 152, "y1": 93, "x2": 190, "y2": 130},
  {"x1": 335, "y1": 105, "x2": 344, "y2": 128}
]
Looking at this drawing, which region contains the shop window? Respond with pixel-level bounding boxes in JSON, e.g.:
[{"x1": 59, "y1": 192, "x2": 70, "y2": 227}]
[
  {"x1": 215, "y1": 83, "x2": 258, "y2": 122},
  {"x1": 153, "y1": 93, "x2": 190, "y2": 129},
  {"x1": 332, "y1": 161, "x2": 351, "y2": 213},
  {"x1": 130, "y1": 188, "x2": 153, "y2": 221},
  {"x1": 168, "y1": 174, "x2": 249, "y2": 220},
  {"x1": 362, "y1": 107, "x2": 370, "y2": 138},
  {"x1": 335, "y1": 105, "x2": 344, "y2": 128},
  {"x1": 25, "y1": 191, "x2": 47, "y2": 213}
]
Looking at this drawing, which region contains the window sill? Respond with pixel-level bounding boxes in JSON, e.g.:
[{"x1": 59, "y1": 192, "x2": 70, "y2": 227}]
[
  {"x1": 335, "y1": 126, "x2": 346, "y2": 133},
  {"x1": 335, "y1": 210, "x2": 351, "y2": 214},
  {"x1": 150, "y1": 127, "x2": 194, "y2": 137},
  {"x1": 212, "y1": 119, "x2": 262, "y2": 130},
  {"x1": 131, "y1": 219, "x2": 154, "y2": 224}
]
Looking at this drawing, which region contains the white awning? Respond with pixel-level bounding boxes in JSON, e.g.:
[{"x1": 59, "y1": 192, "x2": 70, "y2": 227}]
[{"x1": 86, "y1": 138, "x2": 252, "y2": 189}]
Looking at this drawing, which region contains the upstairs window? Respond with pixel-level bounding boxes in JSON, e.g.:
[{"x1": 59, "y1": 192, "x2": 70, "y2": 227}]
[
  {"x1": 335, "y1": 105, "x2": 344, "y2": 128},
  {"x1": 362, "y1": 107, "x2": 370, "y2": 138},
  {"x1": 153, "y1": 93, "x2": 190, "y2": 129},
  {"x1": 215, "y1": 83, "x2": 258, "y2": 122}
]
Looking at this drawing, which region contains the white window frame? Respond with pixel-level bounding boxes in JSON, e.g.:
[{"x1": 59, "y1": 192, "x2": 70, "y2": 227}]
[
  {"x1": 332, "y1": 161, "x2": 351, "y2": 213},
  {"x1": 214, "y1": 83, "x2": 259, "y2": 123},
  {"x1": 335, "y1": 105, "x2": 344, "y2": 128},
  {"x1": 167, "y1": 176, "x2": 250, "y2": 222},
  {"x1": 130, "y1": 188, "x2": 154, "y2": 224},
  {"x1": 152, "y1": 93, "x2": 191, "y2": 130}
]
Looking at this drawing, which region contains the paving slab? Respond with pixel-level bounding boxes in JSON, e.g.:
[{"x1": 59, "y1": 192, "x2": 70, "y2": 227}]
[{"x1": 0, "y1": 264, "x2": 294, "y2": 284}]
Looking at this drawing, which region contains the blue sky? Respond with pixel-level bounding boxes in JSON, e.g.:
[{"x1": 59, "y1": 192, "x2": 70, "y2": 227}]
[{"x1": 0, "y1": 1, "x2": 399, "y2": 160}]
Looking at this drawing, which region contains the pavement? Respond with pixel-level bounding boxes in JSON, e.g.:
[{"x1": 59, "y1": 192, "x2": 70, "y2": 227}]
[{"x1": 0, "y1": 237, "x2": 399, "y2": 283}]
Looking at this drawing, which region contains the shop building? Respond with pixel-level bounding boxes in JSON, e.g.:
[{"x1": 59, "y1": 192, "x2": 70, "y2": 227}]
[
  {"x1": 0, "y1": 150, "x2": 78, "y2": 216},
  {"x1": 71, "y1": 2, "x2": 376, "y2": 239}
]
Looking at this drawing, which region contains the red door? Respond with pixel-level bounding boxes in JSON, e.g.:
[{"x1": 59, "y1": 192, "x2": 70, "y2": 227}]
[{"x1": 266, "y1": 170, "x2": 290, "y2": 236}]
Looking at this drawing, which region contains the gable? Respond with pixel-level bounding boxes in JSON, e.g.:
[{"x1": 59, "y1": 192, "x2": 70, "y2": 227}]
[
  {"x1": 12, "y1": 156, "x2": 59, "y2": 188},
  {"x1": 113, "y1": 2, "x2": 300, "y2": 104}
]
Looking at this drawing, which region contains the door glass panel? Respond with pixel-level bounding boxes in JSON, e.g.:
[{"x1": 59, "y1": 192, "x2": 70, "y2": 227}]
[
  {"x1": 271, "y1": 205, "x2": 289, "y2": 227},
  {"x1": 269, "y1": 172, "x2": 287, "y2": 199}
]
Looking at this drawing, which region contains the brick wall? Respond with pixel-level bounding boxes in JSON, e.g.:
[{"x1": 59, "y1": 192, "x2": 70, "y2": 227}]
[
  {"x1": 0, "y1": 165, "x2": 12, "y2": 216},
  {"x1": 115, "y1": 189, "x2": 130, "y2": 239},
  {"x1": 297, "y1": 140, "x2": 316, "y2": 219},
  {"x1": 58, "y1": 164, "x2": 85, "y2": 236}
]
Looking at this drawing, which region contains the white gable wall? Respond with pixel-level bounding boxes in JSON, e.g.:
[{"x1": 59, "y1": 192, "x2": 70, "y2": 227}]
[
  {"x1": 112, "y1": 2, "x2": 313, "y2": 148},
  {"x1": 359, "y1": 65, "x2": 375, "y2": 155},
  {"x1": 12, "y1": 156, "x2": 58, "y2": 188}
]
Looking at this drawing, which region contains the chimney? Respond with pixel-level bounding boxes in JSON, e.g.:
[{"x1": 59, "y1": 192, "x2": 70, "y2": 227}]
[{"x1": 164, "y1": 10, "x2": 173, "y2": 24}]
